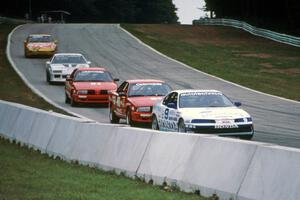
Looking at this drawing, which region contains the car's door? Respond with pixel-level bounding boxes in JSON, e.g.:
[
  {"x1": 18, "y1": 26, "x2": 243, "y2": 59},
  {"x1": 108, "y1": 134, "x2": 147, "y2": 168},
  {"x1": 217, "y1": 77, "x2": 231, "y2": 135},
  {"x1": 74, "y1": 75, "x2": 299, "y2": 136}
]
[
  {"x1": 159, "y1": 92, "x2": 178, "y2": 131},
  {"x1": 114, "y1": 81, "x2": 129, "y2": 117}
]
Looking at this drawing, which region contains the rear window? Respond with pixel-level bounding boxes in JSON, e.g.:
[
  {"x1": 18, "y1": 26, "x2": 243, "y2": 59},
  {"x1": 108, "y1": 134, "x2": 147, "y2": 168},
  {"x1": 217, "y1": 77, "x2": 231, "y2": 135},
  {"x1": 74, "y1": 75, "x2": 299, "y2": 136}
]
[{"x1": 28, "y1": 35, "x2": 53, "y2": 43}]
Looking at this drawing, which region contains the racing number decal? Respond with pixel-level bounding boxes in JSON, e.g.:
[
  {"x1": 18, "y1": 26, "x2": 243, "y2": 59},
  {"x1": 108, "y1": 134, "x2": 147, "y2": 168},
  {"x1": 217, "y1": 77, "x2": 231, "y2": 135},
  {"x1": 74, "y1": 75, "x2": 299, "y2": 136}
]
[{"x1": 164, "y1": 108, "x2": 169, "y2": 120}]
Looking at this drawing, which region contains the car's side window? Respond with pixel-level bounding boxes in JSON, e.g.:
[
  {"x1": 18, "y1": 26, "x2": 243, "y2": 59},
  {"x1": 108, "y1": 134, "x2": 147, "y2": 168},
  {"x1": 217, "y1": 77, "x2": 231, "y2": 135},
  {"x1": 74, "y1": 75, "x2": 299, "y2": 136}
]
[
  {"x1": 169, "y1": 92, "x2": 178, "y2": 108},
  {"x1": 163, "y1": 93, "x2": 173, "y2": 106}
]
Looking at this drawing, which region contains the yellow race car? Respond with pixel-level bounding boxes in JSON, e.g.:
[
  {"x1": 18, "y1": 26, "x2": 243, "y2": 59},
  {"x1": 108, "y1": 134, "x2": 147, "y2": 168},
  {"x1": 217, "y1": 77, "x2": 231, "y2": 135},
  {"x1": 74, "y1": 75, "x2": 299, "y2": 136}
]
[{"x1": 24, "y1": 34, "x2": 57, "y2": 58}]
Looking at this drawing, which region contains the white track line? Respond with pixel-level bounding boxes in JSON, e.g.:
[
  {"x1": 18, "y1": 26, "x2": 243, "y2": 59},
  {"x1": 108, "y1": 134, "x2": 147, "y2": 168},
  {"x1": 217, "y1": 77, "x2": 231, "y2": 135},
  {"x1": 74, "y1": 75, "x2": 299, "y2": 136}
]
[
  {"x1": 6, "y1": 25, "x2": 94, "y2": 121},
  {"x1": 119, "y1": 25, "x2": 300, "y2": 104}
]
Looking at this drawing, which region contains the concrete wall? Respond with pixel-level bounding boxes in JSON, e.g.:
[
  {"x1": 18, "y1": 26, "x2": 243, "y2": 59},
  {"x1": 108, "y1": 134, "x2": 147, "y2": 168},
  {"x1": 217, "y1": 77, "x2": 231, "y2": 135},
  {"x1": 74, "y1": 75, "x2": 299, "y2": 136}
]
[{"x1": 0, "y1": 100, "x2": 299, "y2": 200}]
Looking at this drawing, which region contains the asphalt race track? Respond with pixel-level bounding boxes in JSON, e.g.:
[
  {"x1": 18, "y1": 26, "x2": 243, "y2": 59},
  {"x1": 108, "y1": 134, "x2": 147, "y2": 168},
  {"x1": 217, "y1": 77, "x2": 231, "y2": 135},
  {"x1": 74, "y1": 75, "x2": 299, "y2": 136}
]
[{"x1": 9, "y1": 24, "x2": 300, "y2": 148}]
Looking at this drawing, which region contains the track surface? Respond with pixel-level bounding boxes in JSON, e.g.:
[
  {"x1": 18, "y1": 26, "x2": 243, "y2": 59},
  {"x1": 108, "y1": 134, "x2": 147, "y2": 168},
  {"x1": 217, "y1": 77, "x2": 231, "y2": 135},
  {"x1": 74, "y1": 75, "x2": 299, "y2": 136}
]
[{"x1": 9, "y1": 24, "x2": 300, "y2": 148}]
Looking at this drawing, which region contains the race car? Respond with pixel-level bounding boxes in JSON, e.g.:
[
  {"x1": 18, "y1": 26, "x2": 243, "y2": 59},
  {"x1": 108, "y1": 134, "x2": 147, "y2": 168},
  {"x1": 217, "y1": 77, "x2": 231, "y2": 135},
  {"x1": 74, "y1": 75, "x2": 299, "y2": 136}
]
[
  {"x1": 65, "y1": 67, "x2": 119, "y2": 106},
  {"x1": 24, "y1": 34, "x2": 57, "y2": 57},
  {"x1": 109, "y1": 79, "x2": 172, "y2": 126},
  {"x1": 151, "y1": 89, "x2": 254, "y2": 140},
  {"x1": 46, "y1": 53, "x2": 91, "y2": 84}
]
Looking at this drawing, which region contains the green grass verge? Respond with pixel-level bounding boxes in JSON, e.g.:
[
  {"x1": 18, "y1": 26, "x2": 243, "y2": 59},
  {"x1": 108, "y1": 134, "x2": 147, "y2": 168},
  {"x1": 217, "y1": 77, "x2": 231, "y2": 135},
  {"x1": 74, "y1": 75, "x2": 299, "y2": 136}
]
[
  {"x1": 122, "y1": 24, "x2": 300, "y2": 101},
  {"x1": 0, "y1": 22, "x2": 70, "y2": 115},
  {"x1": 0, "y1": 138, "x2": 208, "y2": 200}
]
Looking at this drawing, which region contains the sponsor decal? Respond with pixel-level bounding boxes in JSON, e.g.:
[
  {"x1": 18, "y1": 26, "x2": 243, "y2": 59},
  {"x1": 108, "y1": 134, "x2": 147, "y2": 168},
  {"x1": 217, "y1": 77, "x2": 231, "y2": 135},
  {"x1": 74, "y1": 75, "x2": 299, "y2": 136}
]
[
  {"x1": 90, "y1": 82, "x2": 101, "y2": 86},
  {"x1": 181, "y1": 92, "x2": 222, "y2": 96},
  {"x1": 214, "y1": 119, "x2": 238, "y2": 129}
]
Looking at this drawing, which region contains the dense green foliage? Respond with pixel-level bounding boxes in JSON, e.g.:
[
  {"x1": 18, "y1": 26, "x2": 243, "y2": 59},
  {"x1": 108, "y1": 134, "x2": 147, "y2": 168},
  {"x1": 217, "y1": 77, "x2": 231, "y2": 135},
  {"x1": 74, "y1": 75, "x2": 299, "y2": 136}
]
[
  {"x1": 204, "y1": 0, "x2": 300, "y2": 34},
  {"x1": 0, "y1": 0, "x2": 178, "y2": 23}
]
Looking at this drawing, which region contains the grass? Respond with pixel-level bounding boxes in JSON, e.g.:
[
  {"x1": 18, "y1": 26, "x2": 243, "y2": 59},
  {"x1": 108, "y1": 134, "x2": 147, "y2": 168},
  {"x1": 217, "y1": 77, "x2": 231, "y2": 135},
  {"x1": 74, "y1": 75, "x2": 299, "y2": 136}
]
[
  {"x1": 122, "y1": 24, "x2": 300, "y2": 101},
  {"x1": 0, "y1": 138, "x2": 208, "y2": 200},
  {"x1": 0, "y1": 22, "x2": 70, "y2": 115}
]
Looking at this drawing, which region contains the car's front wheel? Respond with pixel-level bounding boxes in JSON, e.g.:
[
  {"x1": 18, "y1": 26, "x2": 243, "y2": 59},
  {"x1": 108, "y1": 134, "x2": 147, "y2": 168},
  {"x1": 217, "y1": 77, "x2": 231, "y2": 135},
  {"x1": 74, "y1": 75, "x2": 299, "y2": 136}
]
[
  {"x1": 152, "y1": 115, "x2": 159, "y2": 130},
  {"x1": 70, "y1": 97, "x2": 78, "y2": 107},
  {"x1": 109, "y1": 106, "x2": 120, "y2": 124},
  {"x1": 178, "y1": 119, "x2": 186, "y2": 133},
  {"x1": 46, "y1": 70, "x2": 52, "y2": 84},
  {"x1": 126, "y1": 109, "x2": 134, "y2": 126},
  {"x1": 65, "y1": 92, "x2": 70, "y2": 104}
]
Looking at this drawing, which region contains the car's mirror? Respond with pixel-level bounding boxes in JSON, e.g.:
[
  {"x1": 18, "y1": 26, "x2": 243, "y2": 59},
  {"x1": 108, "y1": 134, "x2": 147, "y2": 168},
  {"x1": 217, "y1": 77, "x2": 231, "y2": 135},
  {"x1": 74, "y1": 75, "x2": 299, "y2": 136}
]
[
  {"x1": 118, "y1": 91, "x2": 126, "y2": 97},
  {"x1": 167, "y1": 102, "x2": 177, "y2": 109},
  {"x1": 87, "y1": 61, "x2": 91, "y2": 65},
  {"x1": 46, "y1": 61, "x2": 51, "y2": 65},
  {"x1": 234, "y1": 102, "x2": 242, "y2": 107},
  {"x1": 113, "y1": 78, "x2": 119, "y2": 82}
]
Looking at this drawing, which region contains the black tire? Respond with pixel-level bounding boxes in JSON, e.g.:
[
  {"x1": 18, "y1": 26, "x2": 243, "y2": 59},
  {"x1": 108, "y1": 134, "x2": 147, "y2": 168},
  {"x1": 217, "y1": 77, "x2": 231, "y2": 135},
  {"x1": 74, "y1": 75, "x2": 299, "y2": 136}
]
[
  {"x1": 126, "y1": 109, "x2": 134, "y2": 126},
  {"x1": 46, "y1": 71, "x2": 52, "y2": 84},
  {"x1": 109, "y1": 106, "x2": 120, "y2": 124},
  {"x1": 152, "y1": 115, "x2": 159, "y2": 130},
  {"x1": 65, "y1": 92, "x2": 70, "y2": 104},
  {"x1": 70, "y1": 97, "x2": 78, "y2": 107},
  {"x1": 178, "y1": 119, "x2": 186, "y2": 133}
]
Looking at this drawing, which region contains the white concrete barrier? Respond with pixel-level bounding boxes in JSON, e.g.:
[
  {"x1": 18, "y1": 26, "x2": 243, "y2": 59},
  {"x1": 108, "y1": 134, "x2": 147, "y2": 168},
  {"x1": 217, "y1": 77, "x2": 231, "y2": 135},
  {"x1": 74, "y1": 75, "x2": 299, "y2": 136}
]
[
  {"x1": 99, "y1": 127, "x2": 153, "y2": 178},
  {"x1": 137, "y1": 132, "x2": 202, "y2": 184},
  {"x1": 0, "y1": 103, "x2": 21, "y2": 139},
  {"x1": 45, "y1": 116, "x2": 84, "y2": 160},
  {"x1": 178, "y1": 137, "x2": 258, "y2": 200},
  {"x1": 11, "y1": 109, "x2": 37, "y2": 145},
  {"x1": 66, "y1": 123, "x2": 117, "y2": 166},
  {"x1": 237, "y1": 145, "x2": 300, "y2": 200}
]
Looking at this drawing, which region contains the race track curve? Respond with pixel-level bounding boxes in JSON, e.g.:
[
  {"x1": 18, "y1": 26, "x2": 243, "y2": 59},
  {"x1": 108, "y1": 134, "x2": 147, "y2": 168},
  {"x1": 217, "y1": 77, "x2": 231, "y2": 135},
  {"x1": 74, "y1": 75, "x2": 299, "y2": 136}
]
[{"x1": 9, "y1": 24, "x2": 300, "y2": 148}]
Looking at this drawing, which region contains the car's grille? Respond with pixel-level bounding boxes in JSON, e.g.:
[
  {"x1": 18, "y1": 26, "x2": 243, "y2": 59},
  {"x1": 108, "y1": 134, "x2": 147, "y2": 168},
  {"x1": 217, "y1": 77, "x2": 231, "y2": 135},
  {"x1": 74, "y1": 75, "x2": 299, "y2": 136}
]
[
  {"x1": 52, "y1": 70, "x2": 62, "y2": 73},
  {"x1": 234, "y1": 118, "x2": 245, "y2": 123},
  {"x1": 87, "y1": 90, "x2": 96, "y2": 95},
  {"x1": 100, "y1": 90, "x2": 108, "y2": 94},
  {"x1": 191, "y1": 119, "x2": 215, "y2": 123},
  {"x1": 193, "y1": 124, "x2": 253, "y2": 133},
  {"x1": 54, "y1": 75, "x2": 60, "y2": 78}
]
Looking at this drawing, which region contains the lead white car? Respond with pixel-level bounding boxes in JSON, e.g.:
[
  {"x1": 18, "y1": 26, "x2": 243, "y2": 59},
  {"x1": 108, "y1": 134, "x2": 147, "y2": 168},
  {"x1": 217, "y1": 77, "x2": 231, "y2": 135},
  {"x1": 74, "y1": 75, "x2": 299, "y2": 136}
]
[
  {"x1": 151, "y1": 89, "x2": 254, "y2": 140},
  {"x1": 46, "y1": 53, "x2": 91, "y2": 84}
]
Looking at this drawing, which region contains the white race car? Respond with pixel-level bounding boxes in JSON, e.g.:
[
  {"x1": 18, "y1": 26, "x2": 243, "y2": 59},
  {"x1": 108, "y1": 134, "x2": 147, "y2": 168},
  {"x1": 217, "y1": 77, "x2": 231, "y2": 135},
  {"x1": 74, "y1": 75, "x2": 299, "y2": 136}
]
[
  {"x1": 46, "y1": 53, "x2": 91, "y2": 84},
  {"x1": 151, "y1": 89, "x2": 254, "y2": 140}
]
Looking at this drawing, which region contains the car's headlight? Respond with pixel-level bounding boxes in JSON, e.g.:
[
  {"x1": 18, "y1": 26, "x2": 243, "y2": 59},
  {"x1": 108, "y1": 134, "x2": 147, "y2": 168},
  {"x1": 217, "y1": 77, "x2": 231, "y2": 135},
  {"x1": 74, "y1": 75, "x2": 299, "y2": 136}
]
[
  {"x1": 137, "y1": 106, "x2": 151, "y2": 112},
  {"x1": 77, "y1": 90, "x2": 88, "y2": 95}
]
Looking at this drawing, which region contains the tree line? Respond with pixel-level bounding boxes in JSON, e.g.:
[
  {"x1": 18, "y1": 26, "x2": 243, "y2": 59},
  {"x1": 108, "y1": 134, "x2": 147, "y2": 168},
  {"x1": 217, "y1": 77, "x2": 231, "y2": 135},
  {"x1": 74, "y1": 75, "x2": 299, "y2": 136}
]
[
  {"x1": 204, "y1": 0, "x2": 300, "y2": 34},
  {"x1": 0, "y1": 0, "x2": 178, "y2": 23}
]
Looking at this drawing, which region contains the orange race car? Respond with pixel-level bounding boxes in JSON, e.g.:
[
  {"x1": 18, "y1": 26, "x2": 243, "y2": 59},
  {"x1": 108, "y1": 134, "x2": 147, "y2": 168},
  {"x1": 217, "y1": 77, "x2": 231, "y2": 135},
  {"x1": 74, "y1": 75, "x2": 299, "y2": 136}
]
[
  {"x1": 109, "y1": 79, "x2": 172, "y2": 126},
  {"x1": 24, "y1": 34, "x2": 57, "y2": 58},
  {"x1": 65, "y1": 68, "x2": 119, "y2": 106}
]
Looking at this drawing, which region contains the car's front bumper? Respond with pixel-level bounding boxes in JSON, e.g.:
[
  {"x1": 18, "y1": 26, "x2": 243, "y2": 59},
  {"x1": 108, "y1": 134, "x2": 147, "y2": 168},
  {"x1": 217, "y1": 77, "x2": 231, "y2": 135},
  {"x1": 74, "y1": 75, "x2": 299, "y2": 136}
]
[
  {"x1": 131, "y1": 112, "x2": 152, "y2": 123},
  {"x1": 72, "y1": 94, "x2": 110, "y2": 104},
  {"x1": 185, "y1": 124, "x2": 254, "y2": 139}
]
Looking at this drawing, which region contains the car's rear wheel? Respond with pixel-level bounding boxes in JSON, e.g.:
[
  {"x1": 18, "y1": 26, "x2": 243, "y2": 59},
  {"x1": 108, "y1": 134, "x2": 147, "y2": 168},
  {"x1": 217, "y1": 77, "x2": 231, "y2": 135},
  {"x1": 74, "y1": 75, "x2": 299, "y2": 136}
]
[
  {"x1": 65, "y1": 93, "x2": 70, "y2": 104},
  {"x1": 178, "y1": 119, "x2": 186, "y2": 133},
  {"x1": 152, "y1": 115, "x2": 159, "y2": 130},
  {"x1": 126, "y1": 109, "x2": 134, "y2": 126},
  {"x1": 109, "y1": 106, "x2": 119, "y2": 124}
]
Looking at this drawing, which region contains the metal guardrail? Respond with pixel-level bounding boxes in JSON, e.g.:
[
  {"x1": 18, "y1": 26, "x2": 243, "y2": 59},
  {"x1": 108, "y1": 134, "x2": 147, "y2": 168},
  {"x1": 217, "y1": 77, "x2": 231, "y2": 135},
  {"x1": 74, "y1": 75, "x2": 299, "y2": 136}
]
[{"x1": 193, "y1": 18, "x2": 300, "y2": 47}]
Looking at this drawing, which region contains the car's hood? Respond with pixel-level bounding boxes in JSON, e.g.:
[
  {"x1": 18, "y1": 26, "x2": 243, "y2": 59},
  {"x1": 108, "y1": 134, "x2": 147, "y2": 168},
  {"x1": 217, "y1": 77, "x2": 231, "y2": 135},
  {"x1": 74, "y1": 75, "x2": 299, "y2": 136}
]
[
  {"x1": 27, "y1": 42, "x2": 56, "y2": 49},
  {"x1": 180, "y1": 107, "x2": 250, "y2": 120},
  {"x1": 73, "y1": 82, "x2": 117, "y2": 90},
  {"x1": 49, "y1": 64, "x2": 89, "y2": 75},
  {"x1": 128, "y1": 96, "x2": 163, "y2": 107}
]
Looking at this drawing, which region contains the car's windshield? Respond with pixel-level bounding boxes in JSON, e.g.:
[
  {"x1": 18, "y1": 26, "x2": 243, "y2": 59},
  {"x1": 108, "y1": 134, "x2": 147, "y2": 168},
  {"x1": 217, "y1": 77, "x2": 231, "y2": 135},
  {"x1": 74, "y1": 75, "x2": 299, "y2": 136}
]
[
  {"x1": 28, "y1": 35, "x2": 53, "y2": 43},
  {"x1": 179, "y1": 92, "x2": 234, "y2": 108},
  {"x1": 128, "y1": 83, "x2": 171, "y2": 97},
  {"x1": 52, "y1": 55, "x2": 86, "y2": 64},
  {"x1": 74, "y1": 71, "x2": 113, "y2": 82}
]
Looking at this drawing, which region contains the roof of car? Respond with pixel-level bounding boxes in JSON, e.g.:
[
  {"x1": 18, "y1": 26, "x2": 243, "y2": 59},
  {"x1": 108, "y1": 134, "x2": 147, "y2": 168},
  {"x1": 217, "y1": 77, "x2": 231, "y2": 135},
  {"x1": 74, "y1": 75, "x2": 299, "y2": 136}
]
[
  {"x1": 126, "y1": 79, "x2": 165, "y2": 84},
  {"x1": 29, "y1": 34, "x2": 52, "y2": 37},
  {"x1": 173, "y1": 89, "x2": 222, "y2": 94},
  {"x1": 53, "y1": 53, "x2": 84, "y2": 56},
  {"x1": 76, "y1": 67, "x2": 106, "y2": 71}
]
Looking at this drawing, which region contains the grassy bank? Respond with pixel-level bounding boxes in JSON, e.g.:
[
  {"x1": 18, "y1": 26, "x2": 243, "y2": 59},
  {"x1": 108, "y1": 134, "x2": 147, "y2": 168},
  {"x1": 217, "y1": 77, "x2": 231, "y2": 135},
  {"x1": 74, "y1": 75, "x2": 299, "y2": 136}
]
[
  {"x1": 0, "y1": 138, "x2": 208, "y2": 200},
  {"x1": 0, "y1": 22, "x2": 69, "y2": 114},
  {"x1": 122, "y1": 24, "x2": 300, "y2": 101}
]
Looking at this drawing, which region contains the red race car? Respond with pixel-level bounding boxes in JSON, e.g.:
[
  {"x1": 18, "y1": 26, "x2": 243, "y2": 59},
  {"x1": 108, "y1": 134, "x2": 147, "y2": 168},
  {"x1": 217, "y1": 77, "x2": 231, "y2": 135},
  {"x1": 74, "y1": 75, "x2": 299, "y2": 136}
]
[
  {"x1": 109, "y1": 79, "x2": 172, "y2": 126},
  {"x1": 65, "y1": 68, "x2": 119, "y2": 106}
]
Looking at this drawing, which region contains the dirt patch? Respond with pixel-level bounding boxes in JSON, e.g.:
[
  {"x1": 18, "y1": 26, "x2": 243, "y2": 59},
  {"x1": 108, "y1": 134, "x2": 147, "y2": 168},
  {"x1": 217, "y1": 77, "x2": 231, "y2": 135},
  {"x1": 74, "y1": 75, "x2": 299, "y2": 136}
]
[
  {"x1": 260, "y1": 63, "x2": 300, "y2": 76},
  {"x1": 242, "y1": 53, "x2": 272, "y2": 58}
]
